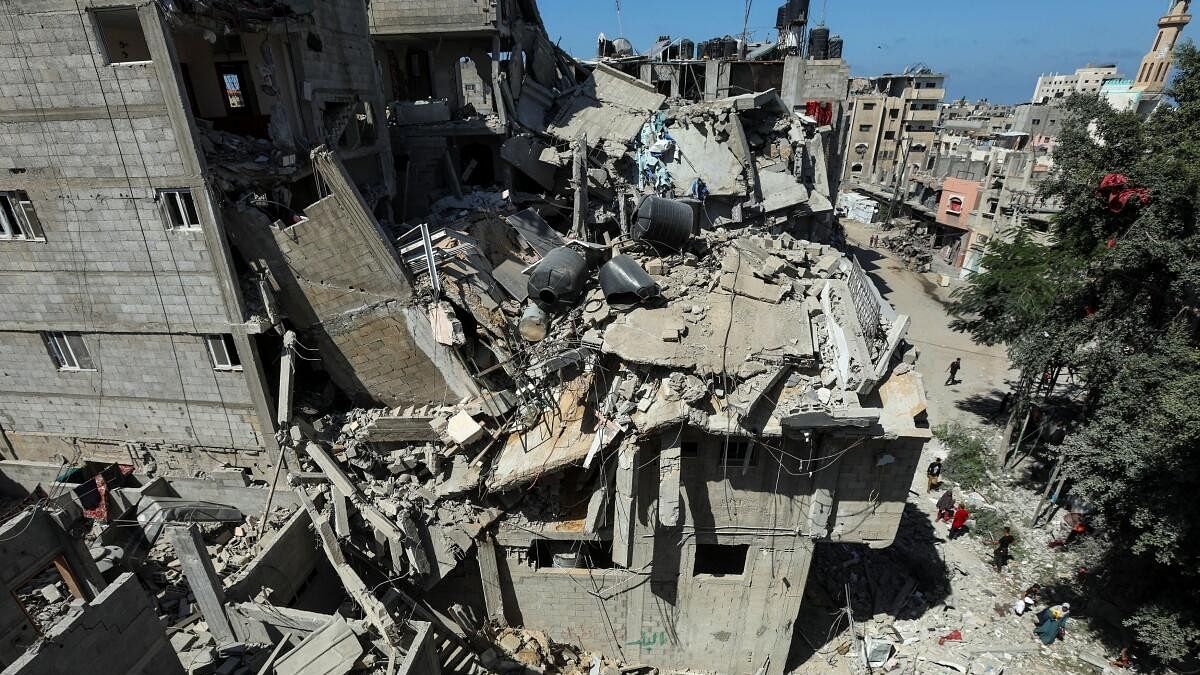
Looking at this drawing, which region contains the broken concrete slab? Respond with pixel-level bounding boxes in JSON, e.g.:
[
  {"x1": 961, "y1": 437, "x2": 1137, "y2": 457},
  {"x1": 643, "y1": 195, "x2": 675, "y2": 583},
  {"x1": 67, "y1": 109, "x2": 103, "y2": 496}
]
[
  {"x1": 272, "y1": 615, "x2": 363, "y2": 675},
  {"x1": 546, "y1": 64, "x2": 667, "y2": 147}
]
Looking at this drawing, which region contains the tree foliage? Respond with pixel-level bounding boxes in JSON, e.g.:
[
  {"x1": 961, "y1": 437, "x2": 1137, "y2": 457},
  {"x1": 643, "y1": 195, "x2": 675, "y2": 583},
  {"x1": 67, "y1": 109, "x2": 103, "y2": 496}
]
[{"x1": 949, "y1": 42, "x2": 1200, "y2": 663}]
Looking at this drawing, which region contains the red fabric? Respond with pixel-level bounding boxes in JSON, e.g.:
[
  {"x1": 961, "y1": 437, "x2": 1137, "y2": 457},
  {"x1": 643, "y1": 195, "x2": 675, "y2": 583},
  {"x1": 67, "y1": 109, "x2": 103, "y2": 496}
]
[
  {"x1": 81, "y1": 475, "x2": 109, "y2": 521},
  {"x1": 938, "y1": 630, "x2": 963, "y2": 646},
  {"x1": 804, "y1": 100, "x2": 834, "y2": 126},
  {"x1": 952, "y1": 508, "x2": 970, "y2": 529},
  {"x1": 1097, "y1": 174, "x2": 1151, "y2": 212}
]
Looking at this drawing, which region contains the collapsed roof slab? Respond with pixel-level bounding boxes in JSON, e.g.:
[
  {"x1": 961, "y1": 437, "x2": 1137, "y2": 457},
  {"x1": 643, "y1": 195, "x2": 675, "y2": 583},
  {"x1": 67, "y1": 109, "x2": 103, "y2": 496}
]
[
  {"x1": 601, "y1": 294, "x2": 815, "y2": 375},
  {"x1": 546, "y1": 63, "x2": 666, "y2": 148}
]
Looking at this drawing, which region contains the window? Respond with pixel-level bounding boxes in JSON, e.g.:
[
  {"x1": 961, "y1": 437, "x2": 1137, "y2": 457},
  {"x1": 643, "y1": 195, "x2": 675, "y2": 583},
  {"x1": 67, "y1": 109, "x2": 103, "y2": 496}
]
[
  {"x1": 0, "y1": 191, "x2": 45, "y2": 240},
  {"x1": 44, "y1": 332, "x2": 95, "y2": 371},
  {"x1": 205, "y1": 335, "x2": 242, "y2": 371},
  {"x1": 1032, "y1": 118, "x2": 1041, "y2": 126},
  {"x1": 92, "y1": 8, "x2": 151, "y2": 64},
  {"x1": 947, "y1": 196, "x2": 964, "y2": 214},
  {"x1": 884, "y1": 131, "x2": 896, "y2": 140},
  {"x1": 719, "y1": 440, "x2": 757, "y2": 468},
  {"x1": 889, "y1": 109, "x2": 899, "y2": 119},
  {"x1": 862, "y1": 102, "x2": 876, "y2": 110},
  {"x1": 850, "y1": 162, "x2": 864, "y2": 173},
  {"x1": 216, "y1": 62, "x2": 255, "y2": 115},
  {"x1": 693, "y1": 543, "x2": 748, "y2": 576},
  {"x1": 858, "y1": 124, "x2": 872, "y2": 132},
  {"x1": 680, "y1": 441, "x2": 699, "y2": 458},
  {"x1": 158, "y1": 189, "x2": 201, "y2": 230}
]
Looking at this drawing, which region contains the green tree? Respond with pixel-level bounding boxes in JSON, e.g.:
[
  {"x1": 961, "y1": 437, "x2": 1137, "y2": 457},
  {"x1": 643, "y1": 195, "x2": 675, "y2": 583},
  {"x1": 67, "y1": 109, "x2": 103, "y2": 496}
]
[{"x1": 949, "y1": 42, "x2": 1200, "y2": 663}]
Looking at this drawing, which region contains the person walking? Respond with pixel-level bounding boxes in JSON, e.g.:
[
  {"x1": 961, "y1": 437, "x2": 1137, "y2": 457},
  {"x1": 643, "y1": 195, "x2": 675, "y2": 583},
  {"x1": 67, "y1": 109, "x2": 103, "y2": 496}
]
[
  {"x1": 926, "y1": 457, "x2": 943, "y2": 492},
  {"x1": 949, "y1": 503, "x2": 970, "y2": 539},
  {"x1": 936, "y1": 489, "x2": 955, "y2": 523},
  {"x1": 945, "y1": 357, "x2": 962, "y2": 385},
  {"x1": 991, "y1": 527, "x2": 1016, "y2": 571}
]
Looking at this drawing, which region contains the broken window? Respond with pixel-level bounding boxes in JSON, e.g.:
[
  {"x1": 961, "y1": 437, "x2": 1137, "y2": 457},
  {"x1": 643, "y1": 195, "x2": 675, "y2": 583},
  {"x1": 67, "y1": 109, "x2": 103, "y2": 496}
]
[
  {"x1": 850, "y1": 163, "x2": 864, "y2": 173},
  {"x1": 44, "y1": 332, "x2": 95, "y2": 371},
  {"x1": 158, "y1": 189, "x2": 201, "y2": 230},
  {"x1": 92, "y1": 8, "x2": 151, "y2": 64},
  {"x1": 719, "y1": 440, "x2": 757, "y2": 468},
  {"x1": 530, "y1": 540, "x2": 613, "y2": 570},
  {"x1": 883, "y1": 131, "x2": 895, "y2": 140},
  {"x1": 0, "y1": 191, "x2": 45, "y2": 240},
  {"x1": 693, "y1": 543, "x2": 748, "y2": 576},
  {"x1": 205, "y1": 335, "x2": 242, "y2": 371}
]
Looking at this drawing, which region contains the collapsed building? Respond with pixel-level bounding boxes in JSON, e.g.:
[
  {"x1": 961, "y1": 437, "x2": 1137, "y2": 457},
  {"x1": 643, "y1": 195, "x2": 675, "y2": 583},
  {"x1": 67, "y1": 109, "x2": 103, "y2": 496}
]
[{"x1": 0, "y1": 1, "x2": 929, "y2": 674}]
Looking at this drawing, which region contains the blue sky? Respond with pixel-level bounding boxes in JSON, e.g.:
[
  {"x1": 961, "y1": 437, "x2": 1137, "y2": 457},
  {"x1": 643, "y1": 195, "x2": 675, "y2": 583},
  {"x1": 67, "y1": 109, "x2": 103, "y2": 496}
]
[{"x1": 538, "y1": 1, "x2": 1187, "y2": 103}]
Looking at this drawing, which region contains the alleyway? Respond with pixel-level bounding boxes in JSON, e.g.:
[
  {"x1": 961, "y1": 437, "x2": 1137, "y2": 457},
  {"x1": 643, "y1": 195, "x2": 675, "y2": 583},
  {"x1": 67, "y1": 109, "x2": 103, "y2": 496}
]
[{"x1": 841, "y1": 218, "x2": 1013, "y2": 427}]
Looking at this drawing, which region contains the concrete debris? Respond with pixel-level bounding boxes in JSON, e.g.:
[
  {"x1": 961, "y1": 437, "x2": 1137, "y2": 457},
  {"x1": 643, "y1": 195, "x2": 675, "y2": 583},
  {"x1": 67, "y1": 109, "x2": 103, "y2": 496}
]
[{"x1": 0, "y1": 0, "x2": 944, "y2": 674}]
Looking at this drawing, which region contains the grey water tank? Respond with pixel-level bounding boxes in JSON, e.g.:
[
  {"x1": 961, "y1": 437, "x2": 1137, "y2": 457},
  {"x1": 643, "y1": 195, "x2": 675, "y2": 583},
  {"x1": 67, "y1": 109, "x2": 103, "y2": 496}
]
[
  {"x1": 808, "y1": 26, "x2": 830, "y2": 59},
  {"x1": 828, "y1": 35, "x2": 844, "y2": 59},
  {"x1": 632, "y1": 196, "x2": 694, "y2": 252},
  {"x1": 599, "y1": 255, "x2": 661, "y2": 309},
  {"x1": 527, "y1": 246, "x2": 588, "y2": 311},
  {"x1": 679, "y1": 39, "x2": 695, "y2": 60}
]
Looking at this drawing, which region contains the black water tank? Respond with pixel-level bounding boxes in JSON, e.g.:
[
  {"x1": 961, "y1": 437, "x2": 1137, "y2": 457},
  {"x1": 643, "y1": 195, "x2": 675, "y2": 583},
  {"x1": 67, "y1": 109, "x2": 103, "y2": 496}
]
[
  {"x1": 527, "y1": 247, "x2": 588, "y2": 311},
  {"x1": 776, "y1": 0, "x2": 809, "y2": 27},
  {"x1": 829, "y1": 35, "x2": 844, "y2": 59},
  {"x1": 679, "y1": 39, "x2": 695, "y2": 60},
  {"x1": 632, "y1": 196, "x2": 695, "y2": 252},
  {"x1": 722, "y1": 36, "x2": 739, "y2": 58},
  {"x1": 808, "y1": 26, "x2": 830, "y2": 59}
]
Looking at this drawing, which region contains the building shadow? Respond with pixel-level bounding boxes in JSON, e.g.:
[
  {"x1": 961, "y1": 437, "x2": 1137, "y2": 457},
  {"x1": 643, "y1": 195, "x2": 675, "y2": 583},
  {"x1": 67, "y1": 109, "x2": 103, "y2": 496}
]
[
  {"x1": 786, "y1": 503, "x2": 950, "y2": 669},
  {"x1": 954, "y1": 388, "x2": 1009, "y2": 425}
]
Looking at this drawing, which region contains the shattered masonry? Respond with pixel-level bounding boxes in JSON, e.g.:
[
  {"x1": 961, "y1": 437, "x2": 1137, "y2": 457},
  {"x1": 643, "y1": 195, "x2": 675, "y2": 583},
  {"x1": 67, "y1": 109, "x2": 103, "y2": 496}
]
[{"x1": 0, "y1": 1, "x2": 928, "y2": 674}]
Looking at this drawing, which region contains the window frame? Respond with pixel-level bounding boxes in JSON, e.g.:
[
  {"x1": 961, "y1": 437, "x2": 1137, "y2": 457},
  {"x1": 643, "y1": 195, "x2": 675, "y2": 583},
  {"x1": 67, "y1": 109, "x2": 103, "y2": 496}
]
[
  {"x1": 44, "y1": 332, "x2": 96, "y2": 371},
  {"x1": 0, "y1": 191, "x2": 46, "y2": 241},
  {"x1": 205, "y1": 335, "x2": 243, "y2": 372},
  {"x1": 719, "y1": 440, "x2": 758, "y2": 468},
  {"x1": 91, "y1": 7, "x2": 152, "y2": 65},
  {"x1": 157, "y1": 189, "x2": 202, "y2": 230}
]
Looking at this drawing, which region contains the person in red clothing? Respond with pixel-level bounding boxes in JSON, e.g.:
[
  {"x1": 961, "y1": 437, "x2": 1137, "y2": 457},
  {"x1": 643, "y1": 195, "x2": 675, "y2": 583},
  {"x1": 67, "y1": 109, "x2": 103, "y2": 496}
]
[{"x1": 949, "y1": 503, "x2": 970, "y2": 539}]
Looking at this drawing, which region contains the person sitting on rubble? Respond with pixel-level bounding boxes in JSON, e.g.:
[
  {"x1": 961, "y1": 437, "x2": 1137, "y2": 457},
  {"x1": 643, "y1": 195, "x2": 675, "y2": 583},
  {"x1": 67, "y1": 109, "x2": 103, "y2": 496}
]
[
  {"x1": 1112, "y1": 647, "x2": 1134, "y2": 669},
  {"x1": 936, "y1": 489, "x2": 955, "y2": 523},
  {"x1": 1034, "y1": 603, "x2": 1070, "y2": 645},
  {"x1": 1012, "y1": 594, "x2": 1035, "y2": 616},
  {"x1": 949, "y1": 503, "x2": 970, "y2": 539}
]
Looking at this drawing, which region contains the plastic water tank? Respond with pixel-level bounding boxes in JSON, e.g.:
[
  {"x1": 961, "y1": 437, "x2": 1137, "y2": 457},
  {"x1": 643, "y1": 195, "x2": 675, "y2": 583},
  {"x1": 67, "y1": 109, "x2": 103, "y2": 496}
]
[
  {"x1": 808, "y1": 26, "x2": 830, "y2": 60},
  {"x1": 612, "y1": 38, "x2": 634, "y2": 57},
  {"x1": 632, "y1": 196, "x2": 695, "y2": 252},
  {"x1": 527, "y1": 246, "x2": 588, "y2": 311},
  {"x1": 828, "y1": 35, "x2": 844, "y2": 59}
]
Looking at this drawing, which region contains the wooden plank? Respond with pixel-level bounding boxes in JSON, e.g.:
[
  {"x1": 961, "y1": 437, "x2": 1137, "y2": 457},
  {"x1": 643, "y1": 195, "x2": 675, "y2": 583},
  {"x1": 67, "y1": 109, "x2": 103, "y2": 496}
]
[{"x1": 477, "y1": 535, "x2": 507, "y2": 626}]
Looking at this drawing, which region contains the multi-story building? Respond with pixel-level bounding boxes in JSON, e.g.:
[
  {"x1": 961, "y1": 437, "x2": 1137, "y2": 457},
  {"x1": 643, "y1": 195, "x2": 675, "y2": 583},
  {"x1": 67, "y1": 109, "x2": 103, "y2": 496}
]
[
  {"x1": 842, "y1": 68, "x2": 946, "y2": 186},
  {"x1": 0, "y1": 0, "x2": 474, "y2": 478},
  {"x1": 1031, "y1": 64, "x2": 1122, "y2": 103},
  {"x1": 939, "y1": 98, "x2": 1016, "y2": 138}
]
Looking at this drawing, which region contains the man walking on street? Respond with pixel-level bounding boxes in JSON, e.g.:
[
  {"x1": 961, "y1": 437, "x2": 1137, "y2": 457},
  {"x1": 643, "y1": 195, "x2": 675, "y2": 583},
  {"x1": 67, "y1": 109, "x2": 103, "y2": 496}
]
[
  {"x1": 946, "y1": 357, "x2": 962, "y2": 385},
  {"x1": 926, "y1": 457, "x2": 943, "y2": 492},
  {"x1": 992, "y1": 527, "x2": 1016, "y2": 572}
]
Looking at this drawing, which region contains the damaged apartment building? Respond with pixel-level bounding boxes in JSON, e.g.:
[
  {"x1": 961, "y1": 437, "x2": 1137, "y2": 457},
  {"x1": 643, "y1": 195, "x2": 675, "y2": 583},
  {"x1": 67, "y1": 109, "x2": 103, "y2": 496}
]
[{"x1": 0, "y1": 1, "x2": 930, "y2": 674}]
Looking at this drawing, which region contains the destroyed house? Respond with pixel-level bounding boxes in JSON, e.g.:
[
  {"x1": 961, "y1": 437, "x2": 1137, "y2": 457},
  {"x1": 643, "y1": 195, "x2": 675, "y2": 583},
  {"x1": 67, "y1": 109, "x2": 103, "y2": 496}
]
[{"x1": 0, "y1": 1, "x2": 929, "y2": 674}]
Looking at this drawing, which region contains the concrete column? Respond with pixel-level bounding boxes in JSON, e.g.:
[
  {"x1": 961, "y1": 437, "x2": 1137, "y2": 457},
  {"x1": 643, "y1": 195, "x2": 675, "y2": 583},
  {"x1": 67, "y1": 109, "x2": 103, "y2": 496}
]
[{"x1": 165, "y1": 525, "x2": 237, "y2": 646}]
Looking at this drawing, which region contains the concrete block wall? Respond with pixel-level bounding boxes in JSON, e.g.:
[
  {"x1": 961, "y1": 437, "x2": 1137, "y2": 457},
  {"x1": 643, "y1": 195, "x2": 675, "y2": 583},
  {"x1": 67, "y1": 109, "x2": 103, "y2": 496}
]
[
  {"x1": 827, "y1": 435, "x2": 923, "y2": 548},
  {"x1": 0, "y1": 573, "x2": 184, "y2": 675},
  {"x1": 227, "y1": 157, "x2": 475, "y2": 406},
  {"x1": 369, "y1": 0, "x2": 498, "y2": 35},
  {"x1": 0, "y1": 331, "x2": 263, "y2": 453},
  {"x1": 0, "y1": 2, "x2": 275, "y2": 466}
]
